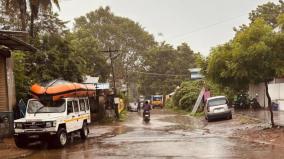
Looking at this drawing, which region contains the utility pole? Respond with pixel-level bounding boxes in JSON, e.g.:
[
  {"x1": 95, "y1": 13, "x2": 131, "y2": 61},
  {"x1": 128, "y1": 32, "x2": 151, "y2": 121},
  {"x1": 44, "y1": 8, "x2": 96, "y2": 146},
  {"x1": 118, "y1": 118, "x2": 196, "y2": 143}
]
[{"x1": 101, "y1": 48, "x2": 120, "y2": 94}]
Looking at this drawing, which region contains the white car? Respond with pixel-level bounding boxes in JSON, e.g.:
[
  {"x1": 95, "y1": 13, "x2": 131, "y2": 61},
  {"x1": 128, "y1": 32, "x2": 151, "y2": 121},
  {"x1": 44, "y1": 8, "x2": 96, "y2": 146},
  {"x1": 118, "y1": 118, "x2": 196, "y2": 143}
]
[
  {"x1": 13, "y1": 97, "x2": 91, "y2": 148},
  {"x1": 128, "y1": 102, "x2": 139, "y2": 112},
  {"x1": 204, "y1": 96, "x2": 232, "y2": 121}
]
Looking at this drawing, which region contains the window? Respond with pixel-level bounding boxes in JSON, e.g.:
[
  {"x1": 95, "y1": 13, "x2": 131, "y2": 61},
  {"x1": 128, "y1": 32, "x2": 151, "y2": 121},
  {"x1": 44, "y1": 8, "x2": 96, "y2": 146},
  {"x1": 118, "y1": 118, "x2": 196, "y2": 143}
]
[
  {"x1": 85, "y1": 99, "x2": 90, "y2": 110},
  {"x1": 208, "y1": 98, "x2": 228, "y2": 107},
  {"x1": 27, "y1": 99, "x2": 66, "y2": 113},
  {"x1": 73, "y1": 100, "x2": 79, "y2": 113},
  {"x1": 79, "y1": 99, "x2": 86, "y2": 111},
  {"x1": 67, "y1": 101, "x2": 73, "y2": 114}
]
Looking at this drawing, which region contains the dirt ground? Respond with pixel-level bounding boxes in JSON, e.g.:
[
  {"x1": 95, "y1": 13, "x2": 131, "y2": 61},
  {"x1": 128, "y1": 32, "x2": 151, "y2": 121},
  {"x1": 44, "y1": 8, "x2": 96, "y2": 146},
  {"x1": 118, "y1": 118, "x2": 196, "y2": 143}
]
[{"x1": 233, "y1": 121, "x2": 284, "y2": 147}]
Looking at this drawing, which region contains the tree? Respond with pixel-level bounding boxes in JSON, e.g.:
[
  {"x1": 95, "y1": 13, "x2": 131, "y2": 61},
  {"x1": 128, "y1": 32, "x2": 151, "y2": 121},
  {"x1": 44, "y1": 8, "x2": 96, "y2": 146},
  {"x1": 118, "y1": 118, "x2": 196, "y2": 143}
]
[
  {"x1": 138, "y1": 42, "x2": 196, "y2": 96},
  {"x1": 249, "y1": 0, "x2": 284, "y2": 28},
  {"x1": 206, "y1": 42, "x2": 249, "y2": 91},
  {"x1": 73, "y1": 7, "x2": 156, "y2": 87}
]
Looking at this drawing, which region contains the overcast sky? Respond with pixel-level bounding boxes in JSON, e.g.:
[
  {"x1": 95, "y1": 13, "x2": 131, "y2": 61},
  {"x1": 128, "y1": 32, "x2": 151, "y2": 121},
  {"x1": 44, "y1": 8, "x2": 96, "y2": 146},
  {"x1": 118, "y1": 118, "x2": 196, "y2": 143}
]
[{"x1": 58, "y1": 0, "x2": 279, "y2": 55}]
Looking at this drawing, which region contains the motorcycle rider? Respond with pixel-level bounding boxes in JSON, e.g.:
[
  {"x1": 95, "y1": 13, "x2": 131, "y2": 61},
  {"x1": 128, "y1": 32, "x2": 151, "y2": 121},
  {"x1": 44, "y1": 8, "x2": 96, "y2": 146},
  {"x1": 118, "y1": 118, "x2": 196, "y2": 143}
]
[{"x1": 142, "y1": 101, "x2": 151, "y2": 117}]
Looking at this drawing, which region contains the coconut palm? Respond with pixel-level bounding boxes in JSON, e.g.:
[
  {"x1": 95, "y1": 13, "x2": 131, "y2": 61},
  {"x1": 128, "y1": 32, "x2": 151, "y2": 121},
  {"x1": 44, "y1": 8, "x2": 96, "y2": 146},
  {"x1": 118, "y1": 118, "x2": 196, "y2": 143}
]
[{"x1": 3, "y1": 0, "x2": 60, "y2": 37}]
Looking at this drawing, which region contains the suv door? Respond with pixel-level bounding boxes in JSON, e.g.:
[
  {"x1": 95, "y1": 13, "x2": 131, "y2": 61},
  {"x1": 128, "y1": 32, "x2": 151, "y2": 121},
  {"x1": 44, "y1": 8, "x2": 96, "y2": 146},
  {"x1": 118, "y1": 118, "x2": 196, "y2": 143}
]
[
  {"x1": 78, "y1": 99, "x2": 86, "y2": 128},
  {"x1": 66, "y1": 101, "x2": 76, "y2": 132},
  {"x1": 73, "y1": 100, "x2": 81, "y2": 130}
]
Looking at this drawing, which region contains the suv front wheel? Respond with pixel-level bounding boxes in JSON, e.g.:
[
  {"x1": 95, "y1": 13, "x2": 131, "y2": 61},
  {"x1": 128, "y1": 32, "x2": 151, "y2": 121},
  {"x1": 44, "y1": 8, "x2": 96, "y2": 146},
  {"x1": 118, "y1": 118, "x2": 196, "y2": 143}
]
[
  {"x1": 53, "y1": 128, "x2": 68, "y2": 147},
  {"x1": 80, "y1": 122, "x2": 89, "y2": 140}
]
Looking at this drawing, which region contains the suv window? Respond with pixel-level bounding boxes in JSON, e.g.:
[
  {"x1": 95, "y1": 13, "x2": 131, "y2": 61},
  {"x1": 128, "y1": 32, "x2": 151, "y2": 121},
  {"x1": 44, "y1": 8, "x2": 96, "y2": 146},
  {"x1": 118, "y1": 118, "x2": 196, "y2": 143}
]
[
  {"x1": 208, "y1": 98, "x2": 228, "y2": 107},
  {"x1": 79, "y1": 99, "x2": 86, "y2": 111},
  {"x1": 73, "y1": 100, "x2": 79, "y2": 113},
  {"x1": 85, "y1": 99, "x2": 90, "y2": 110},
  {"x1": 67, "y1": 101, "x2": 73, "y2": 114}
]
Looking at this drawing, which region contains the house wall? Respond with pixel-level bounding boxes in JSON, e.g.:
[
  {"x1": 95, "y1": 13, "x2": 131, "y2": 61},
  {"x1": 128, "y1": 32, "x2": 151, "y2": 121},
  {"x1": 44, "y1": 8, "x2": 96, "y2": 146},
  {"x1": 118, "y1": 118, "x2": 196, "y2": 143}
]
[
  {"x1": 0, "y1": 56, "x2": 8, "y2": 112},
  {"x1": 0, "y1": 55, "x2": 15, "y2": 137}
]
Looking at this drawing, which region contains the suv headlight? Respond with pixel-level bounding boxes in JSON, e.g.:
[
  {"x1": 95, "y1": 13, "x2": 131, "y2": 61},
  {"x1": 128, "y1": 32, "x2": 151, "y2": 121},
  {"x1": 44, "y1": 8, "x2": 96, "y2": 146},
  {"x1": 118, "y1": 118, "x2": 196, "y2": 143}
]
[
  {"x1": 45, "y1": 121, "x2": 56, "y2": 128},
  {"x1": 15, "y1": 123, "x2": 23, "y2": 129},
  {"x1": 45, "y1": 121, "x2": 52, "y2": 128}
]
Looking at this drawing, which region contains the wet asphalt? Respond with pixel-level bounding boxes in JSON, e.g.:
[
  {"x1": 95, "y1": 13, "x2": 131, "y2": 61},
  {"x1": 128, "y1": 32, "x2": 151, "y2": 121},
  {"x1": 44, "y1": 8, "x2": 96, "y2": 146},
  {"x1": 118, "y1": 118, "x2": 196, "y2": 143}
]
[{"x1": 22, "y1": 109, "x2": 284, "y2": 159}]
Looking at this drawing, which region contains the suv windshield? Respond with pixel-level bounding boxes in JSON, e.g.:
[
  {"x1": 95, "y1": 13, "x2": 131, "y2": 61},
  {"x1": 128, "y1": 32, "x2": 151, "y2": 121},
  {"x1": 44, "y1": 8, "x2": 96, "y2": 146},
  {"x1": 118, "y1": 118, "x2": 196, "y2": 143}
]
[
  {"x1": 208, "y1": 98, "x2": 227, "y2": 107},
  {"x1": 27, "y1": 99, "x2": 66, "y2": 113},
  {"x1": 153, "y1": 96, "x2": 162, "y2": 101}
]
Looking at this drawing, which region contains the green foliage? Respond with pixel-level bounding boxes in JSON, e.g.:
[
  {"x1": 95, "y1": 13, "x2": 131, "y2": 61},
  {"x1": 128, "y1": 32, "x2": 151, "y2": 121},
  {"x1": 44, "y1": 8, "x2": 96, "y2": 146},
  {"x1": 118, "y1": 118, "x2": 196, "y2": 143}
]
[
  {"x1": 249, "y1": 1, "x2": 284, "y2": 28},
  {"x1": 165, "y1": 98, "x2": 174, "y2": 108},
  {"x1": 206, "y1": 18, "x2": 283, "y2": 93},
  {"x1": 172, "y1": 80, "x2": 203, "y2": 111},
  {"x1": 12, "y1": 51, "x2": 30, "y2": 101}
]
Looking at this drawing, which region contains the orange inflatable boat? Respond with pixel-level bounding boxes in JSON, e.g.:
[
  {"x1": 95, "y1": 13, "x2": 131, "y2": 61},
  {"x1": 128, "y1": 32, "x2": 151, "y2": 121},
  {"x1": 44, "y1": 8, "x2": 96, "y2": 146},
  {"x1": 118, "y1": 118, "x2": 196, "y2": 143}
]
[{"x1": 30, "y1": 79, "x2": 96, "y2": 101}]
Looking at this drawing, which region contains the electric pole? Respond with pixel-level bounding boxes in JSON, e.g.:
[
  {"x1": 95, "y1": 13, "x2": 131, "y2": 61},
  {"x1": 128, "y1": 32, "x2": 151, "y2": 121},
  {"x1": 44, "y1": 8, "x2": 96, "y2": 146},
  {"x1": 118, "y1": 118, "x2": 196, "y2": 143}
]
[{"x1": 101, "y1": 48, "x2": 120, "y2": 94}]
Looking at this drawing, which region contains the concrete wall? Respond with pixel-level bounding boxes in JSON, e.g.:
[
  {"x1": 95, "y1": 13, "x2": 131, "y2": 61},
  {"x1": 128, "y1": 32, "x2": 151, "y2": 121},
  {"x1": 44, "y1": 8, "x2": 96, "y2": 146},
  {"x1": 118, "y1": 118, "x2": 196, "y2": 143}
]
[
  {"x1": 248, "y1": 78, "x2": 284, "y2": 108},
  {"x1": 248, "y1": 83, "x2": 268, "y2": 107}
]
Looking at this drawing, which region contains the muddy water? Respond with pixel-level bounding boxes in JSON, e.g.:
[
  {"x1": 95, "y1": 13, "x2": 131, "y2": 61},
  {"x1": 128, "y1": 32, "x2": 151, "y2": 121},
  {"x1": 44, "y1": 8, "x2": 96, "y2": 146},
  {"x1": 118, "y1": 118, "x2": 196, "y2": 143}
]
[{"x1": 24, "y1": 109, "x2": 284, "y2": 159}]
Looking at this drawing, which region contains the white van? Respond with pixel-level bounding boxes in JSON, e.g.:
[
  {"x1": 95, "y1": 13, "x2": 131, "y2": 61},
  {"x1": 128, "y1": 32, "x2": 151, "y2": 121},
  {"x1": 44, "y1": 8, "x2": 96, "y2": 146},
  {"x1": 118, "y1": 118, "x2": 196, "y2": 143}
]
[
  {"x1": 13, "y1": 97, "x2": 91, "y2": 148},
  {"x1": 204, "y1": 96, "x2": 232, "y2": 121}
]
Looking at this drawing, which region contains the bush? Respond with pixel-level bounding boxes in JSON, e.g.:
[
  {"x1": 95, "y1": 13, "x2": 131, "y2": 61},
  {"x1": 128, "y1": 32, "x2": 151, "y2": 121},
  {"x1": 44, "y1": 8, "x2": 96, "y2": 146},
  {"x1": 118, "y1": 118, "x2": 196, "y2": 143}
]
[
  {"x1": 165, "y1": 98, "x2": 174, "y2": 108},
  {"x1": 171, "y1": 80, "x2": 237, "y2": 112},
  {"x1": 173, "y1": 80, "x2": 203, "y2": 111}
]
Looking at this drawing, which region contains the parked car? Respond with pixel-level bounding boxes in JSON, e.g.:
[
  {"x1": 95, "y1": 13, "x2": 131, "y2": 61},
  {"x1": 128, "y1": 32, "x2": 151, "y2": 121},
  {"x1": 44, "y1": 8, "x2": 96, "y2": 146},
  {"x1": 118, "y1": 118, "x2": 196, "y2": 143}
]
[
  {"x1": 204, "y1": 96, "x2": 232, "y2": 121},
  {"x1": 128, "y1": 102, "x2": 139, "y2": 112}
]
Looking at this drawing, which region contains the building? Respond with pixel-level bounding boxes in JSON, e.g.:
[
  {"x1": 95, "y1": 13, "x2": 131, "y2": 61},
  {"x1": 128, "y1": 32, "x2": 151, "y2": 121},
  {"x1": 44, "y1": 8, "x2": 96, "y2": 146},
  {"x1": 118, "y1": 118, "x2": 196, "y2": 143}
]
[
  {"x1": 0, "y1": 30, "x2": 36, "y2": 136},
  {"x1": 188, "y1": 68, "x2": 204, "y2": 80}
]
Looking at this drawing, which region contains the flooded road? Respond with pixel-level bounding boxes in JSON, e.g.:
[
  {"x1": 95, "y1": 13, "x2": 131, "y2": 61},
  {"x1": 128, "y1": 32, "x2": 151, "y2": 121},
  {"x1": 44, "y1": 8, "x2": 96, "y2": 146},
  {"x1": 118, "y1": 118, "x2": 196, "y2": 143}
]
[{"x1": 23, "y1": 109, "x2": 284, "y2": 159}]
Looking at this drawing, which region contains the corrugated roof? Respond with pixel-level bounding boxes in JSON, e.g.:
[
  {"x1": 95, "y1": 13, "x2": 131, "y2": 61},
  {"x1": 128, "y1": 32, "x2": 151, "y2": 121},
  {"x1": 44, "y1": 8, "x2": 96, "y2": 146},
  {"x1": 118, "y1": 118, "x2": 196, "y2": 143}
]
[{"x1": 0, "y1": 31, "x2": 37, "y2": 52}]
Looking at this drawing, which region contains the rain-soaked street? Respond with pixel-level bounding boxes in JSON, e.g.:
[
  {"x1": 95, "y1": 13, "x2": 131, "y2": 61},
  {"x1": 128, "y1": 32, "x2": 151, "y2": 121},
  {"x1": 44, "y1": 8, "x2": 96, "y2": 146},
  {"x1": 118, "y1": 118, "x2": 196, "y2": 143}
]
[{"x1": 22, "y1": 109, "x2": 284, "y2": 159}]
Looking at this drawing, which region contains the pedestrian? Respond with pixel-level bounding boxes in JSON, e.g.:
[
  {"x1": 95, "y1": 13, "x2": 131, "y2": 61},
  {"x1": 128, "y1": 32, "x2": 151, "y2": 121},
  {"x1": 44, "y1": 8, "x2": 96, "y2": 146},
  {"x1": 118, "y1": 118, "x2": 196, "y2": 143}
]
[{"x1": 137, "y1": 100, "x2": 141, "y2": 112}]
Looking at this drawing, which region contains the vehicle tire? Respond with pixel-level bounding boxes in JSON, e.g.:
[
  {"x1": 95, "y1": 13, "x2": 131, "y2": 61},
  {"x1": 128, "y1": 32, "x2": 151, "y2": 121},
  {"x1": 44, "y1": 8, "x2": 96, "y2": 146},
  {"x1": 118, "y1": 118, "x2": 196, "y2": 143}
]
[
  {"x1": 80, "y1": 122, "x2": 89, "y2": 140},
  {"x1": 207, "y1": 116, "x2": 211, "y2": 122},
  {"x1": 53, "y1": 128, "x2": 68, "y2": 147},
  {"x1": 14, "y1": 135, "x2": 29, "y2": 148},
  {"x1": 228, "y1": 113, "x2": 233, "y2": 120}
]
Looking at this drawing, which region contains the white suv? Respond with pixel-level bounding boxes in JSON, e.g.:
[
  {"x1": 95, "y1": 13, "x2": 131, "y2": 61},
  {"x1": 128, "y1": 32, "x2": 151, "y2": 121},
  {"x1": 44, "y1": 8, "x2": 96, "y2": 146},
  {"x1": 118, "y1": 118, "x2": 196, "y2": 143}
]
[
  {"x1": 14, "y1": 97, "x2": 91, "y2": 148},
  {"x1": 204, "y1": 96, "x2": 232, "y2": 121}
]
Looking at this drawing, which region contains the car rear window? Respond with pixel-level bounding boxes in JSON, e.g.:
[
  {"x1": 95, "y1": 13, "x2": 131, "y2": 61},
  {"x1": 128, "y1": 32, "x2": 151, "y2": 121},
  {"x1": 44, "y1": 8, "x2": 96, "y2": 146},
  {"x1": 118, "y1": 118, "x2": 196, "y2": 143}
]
[{"x1": 208, "y1": 98, "x2": 227, "y2": 107}]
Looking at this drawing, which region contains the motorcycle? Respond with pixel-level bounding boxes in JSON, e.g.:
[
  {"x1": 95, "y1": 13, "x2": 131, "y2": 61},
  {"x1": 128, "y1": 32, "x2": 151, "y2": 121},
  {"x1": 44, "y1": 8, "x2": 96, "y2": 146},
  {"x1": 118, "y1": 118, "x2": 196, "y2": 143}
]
[
  {"x1": 143, "y1": 110, "x2": 150, "y2": 122},
  {"x1": 234, "y1": 93, "x2": 249, "y2": 109},
  {"x1": 250, "y1": 97, "x2": 261, "y2": 110}
]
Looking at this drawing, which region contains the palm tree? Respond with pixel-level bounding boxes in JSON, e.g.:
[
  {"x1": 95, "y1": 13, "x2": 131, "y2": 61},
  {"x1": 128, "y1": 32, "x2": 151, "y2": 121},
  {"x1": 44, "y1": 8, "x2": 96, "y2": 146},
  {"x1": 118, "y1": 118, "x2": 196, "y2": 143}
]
[
  {"x1": 3, "y1": 0, "x2": 60, "y2": 37},
  {"x1": 29, "y1": 0, "x2": 60, "y2": 37}
]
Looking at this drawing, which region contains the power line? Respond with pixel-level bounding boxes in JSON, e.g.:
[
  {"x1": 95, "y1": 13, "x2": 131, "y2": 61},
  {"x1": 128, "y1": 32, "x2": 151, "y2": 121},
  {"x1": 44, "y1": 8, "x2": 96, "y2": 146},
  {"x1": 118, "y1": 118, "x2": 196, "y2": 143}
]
[
  {"x1": 131, "y1": 71, "x2": 189, "y2": 77},
  {"x1": 169, "y1": 13, "x2": 248, "y2": 41}
]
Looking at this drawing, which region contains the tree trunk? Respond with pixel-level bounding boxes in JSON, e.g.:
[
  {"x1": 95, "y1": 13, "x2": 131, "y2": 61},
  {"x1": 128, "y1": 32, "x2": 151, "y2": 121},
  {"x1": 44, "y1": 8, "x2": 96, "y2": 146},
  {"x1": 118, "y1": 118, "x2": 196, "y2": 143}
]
[
  {"x1": 30, "y1": 12, "x2": 34, "y2": 39},
  {"x1": 265, "y1": 81, "x2": 274, "y2": 127},
  {"x1": 18, "y1": 0, "x2": 27, "y2": 31}
]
